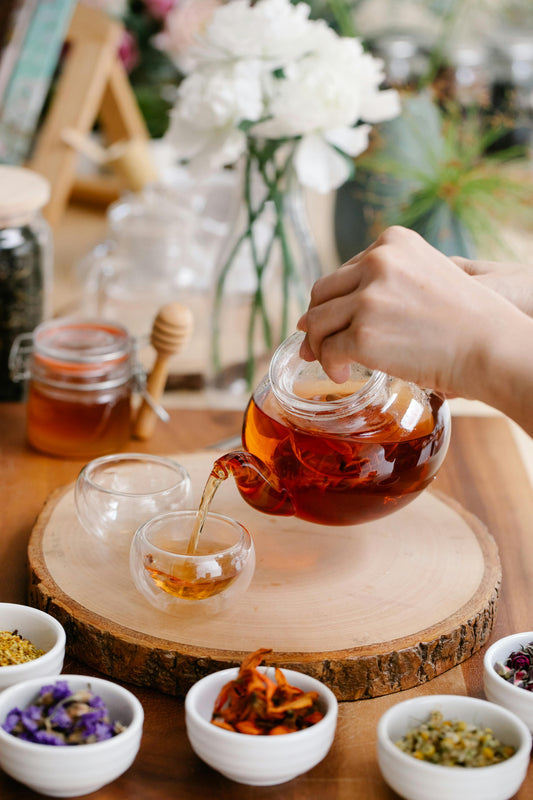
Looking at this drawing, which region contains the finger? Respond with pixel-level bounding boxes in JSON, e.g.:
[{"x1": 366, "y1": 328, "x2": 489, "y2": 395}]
[
  {"x1": 298, "y1": 334, "x2": 315, "y2": 362},
  {"x1": 299, "y1": 332, "x2": 351, "y2": 383},
  {"x1": 325, "y1": 362, "x2": 351, "y2": 384},
  {"x1": 296, "y1": 310, "x2": 309, "y2": 332},
  {"x1": 318, "y1": 329, "x2": 360, "y2": 384},
  {"x1": 305, "y1": 263, "x2": 363, "y2": 313},
  {"x1": 450, "y1": 256, "x2": 492, "y2": 277},
  {"x1": 305, "y1": 236, "x2": 385, "y2": 312},
  {"x1": 300, "y1": 295, "x2": 356, "y2": 361}
]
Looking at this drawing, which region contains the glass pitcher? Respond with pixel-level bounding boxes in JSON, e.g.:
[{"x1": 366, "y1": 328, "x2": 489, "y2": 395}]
[{"x1": 215, "y1": 332, "x2": 451, "y2": 526}]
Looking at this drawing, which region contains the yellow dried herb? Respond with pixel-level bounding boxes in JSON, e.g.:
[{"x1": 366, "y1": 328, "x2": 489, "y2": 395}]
[
  {"x1": 396, "y1": 710, "x2": 515, "y2": 767},
  {"x1": 0, "y1": 630, "x2": 44, "y2": 666}
]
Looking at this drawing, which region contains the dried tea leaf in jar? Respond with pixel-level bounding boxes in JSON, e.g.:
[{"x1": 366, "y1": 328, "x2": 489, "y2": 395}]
[{"x1": 0, "y1": 166, "x2": 51, "y2": 401}]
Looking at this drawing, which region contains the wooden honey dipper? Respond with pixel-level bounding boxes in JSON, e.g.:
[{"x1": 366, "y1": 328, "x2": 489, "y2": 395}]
[{"x1": 133, "y1": 302, "x2": 194, "y2": 440}]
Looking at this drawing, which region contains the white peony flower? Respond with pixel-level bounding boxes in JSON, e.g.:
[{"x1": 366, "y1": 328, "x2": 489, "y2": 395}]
[
  {"x1": 164, "y1": 0, "x2": 401, "y2": 190},
  {"x1": 252, "y1": 37, "x2": 380, "y2": 138},
  {"x1": 153, "y1": 0, "x2": 223, "y2": 74},
  {"x1": 293, "y1": 126, "x2": 372, "y2": 193},
  {"x1": 249, "y1": 37, "x2": 401, "y2": 191},
  {"x1": 165, "y1": 60, "x2": 264, "y2": 173},
  {"x1": 186, "y1": 0, "x2": 330, "y2": 72}
]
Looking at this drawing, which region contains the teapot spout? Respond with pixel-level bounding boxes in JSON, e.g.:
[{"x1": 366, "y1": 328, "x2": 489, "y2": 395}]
[{"x1": 214, "y1": 450, "x2": 295, "y2": 517}]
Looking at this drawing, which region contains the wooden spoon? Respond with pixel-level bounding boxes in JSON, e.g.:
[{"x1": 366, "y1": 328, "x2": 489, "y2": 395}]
[{"x1": 133, "y1": 303, "x2": 193, "y2": 440}]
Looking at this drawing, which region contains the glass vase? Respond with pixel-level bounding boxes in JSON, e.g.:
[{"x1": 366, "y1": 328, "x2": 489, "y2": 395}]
[{"x1": 210, "y1": 153, "x2": 321, "y2": 395}]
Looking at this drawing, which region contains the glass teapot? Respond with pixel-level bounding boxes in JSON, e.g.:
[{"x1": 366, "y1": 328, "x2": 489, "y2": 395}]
[{"x1": 215, "y1": 332, "x2": 451, "y2": 526}]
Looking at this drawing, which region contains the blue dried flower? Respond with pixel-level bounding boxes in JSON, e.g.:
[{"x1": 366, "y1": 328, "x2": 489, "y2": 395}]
[
  {"x1": 19, "y1": 705, "x2": 42, "y2": 732},
  {"x1": 49, "y1": 705, "x2": 72, "y2": 730},
  {"x1": 4, "y1": 681, "x2": 126, "y2": 746},
  {"x1": 91, "y1": 721, "x2": 115, "y2": 742},
  {"x1": 2, "y1": 708, "x2": 22, "y2": 733},
  {"x1": 33, "y1": 730, "x2": 67, "y2": 746},
  {"x1": 88, "y1": 693, "x2": 106, "y2": 710},
  {"x1": 77, "y1": 710, "x2": 104, "y2": 734},
  {"x1": 47, "y1": 681, "x2": 72, "y2": 703}
]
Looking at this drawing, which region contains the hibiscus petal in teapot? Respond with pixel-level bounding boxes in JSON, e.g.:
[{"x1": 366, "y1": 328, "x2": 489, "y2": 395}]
[{"x1": 214, "y1": 332, "x2": 451, "y2": 526}]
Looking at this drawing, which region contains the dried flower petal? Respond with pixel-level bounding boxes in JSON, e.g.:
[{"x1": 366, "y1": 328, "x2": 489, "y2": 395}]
[
  {"x1": 495, "y1": 641, "x2": 533, "y2": 693},
  {"x1": 3, "y1": 680, "x2": 127, "y2": 745},
  {"x1": 211, "y1": 648, "x2": 324, "y2": 735}
]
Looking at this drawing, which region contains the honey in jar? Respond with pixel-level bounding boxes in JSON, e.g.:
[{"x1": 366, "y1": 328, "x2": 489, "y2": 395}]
[{"x1": 10, "y1": 318, "x2": 134, "y2": 458}]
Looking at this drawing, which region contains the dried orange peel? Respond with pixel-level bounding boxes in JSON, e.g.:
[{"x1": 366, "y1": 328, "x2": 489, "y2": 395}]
[{"x1": 211, "y1": 648, "x2": 324, "y2": 735}]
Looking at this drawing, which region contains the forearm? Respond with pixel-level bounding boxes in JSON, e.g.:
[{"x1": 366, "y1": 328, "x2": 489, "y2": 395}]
[
  {"x1": 452, "y1": 257, "x2": 533, "y2": 319},
  {"x1": 473, "y1": 308, "x2": 533, "y2": 437}
]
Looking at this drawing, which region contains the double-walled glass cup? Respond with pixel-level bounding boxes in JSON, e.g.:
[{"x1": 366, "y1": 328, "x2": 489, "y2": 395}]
[
  {"x1": 129, "y1": 510, "x2": 255, "y2": 616},
  {"x1": 75, "y1": 453, "x2": 192, "y2": 550}
]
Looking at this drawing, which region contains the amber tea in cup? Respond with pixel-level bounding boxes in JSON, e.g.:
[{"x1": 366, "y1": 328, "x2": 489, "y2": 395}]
[{"x1": 129, "y1": 510, "x2": 255, "y2": 616}]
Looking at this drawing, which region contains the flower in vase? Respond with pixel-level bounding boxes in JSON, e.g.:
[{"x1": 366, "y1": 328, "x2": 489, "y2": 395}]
[
  {"x1": 166, "y1": 0, "x2": 400, "y2": 193},
  {"x1": 163, "y1": 0, "x2": 401, "y2": 387},
  {"x1": 168, "y1": 60, "x2": 264, "y2": 173},
  {"x1": 153, "y1": 0, "x2": 223, "y2": 73}
]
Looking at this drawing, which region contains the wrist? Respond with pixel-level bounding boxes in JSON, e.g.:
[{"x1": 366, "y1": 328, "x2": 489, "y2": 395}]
[{"x1": 473, "y1": 308, "x2": 533, "y2": 436}]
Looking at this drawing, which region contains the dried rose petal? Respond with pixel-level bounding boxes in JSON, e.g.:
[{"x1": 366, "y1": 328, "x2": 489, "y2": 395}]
[
  {"x1": 509, "y1": 652, "x2": 531, "y2": 671},
  {"x1": 495, "y1": 642, "x2": 533, "y2": 693}
]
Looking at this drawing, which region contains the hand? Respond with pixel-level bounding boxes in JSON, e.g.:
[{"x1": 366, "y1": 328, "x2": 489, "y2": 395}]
[
  {"x1": 452, "y1": 256, "x2": 533, "y2": 319},
  {"x1": 297, "y1": 226, "x2": 529, "y2": 403}
]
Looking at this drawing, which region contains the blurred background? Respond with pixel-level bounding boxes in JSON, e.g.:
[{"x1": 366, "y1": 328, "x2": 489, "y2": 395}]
[{"x1": 1, "y1": 0, "x2": 532, "y2": 398}]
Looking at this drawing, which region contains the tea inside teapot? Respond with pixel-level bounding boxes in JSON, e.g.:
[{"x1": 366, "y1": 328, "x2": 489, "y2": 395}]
[{"x1": 209, "y1": 332, "x2": 451, "y2": 527}]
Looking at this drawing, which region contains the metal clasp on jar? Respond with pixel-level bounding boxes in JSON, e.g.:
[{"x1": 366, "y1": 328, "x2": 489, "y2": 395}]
[
  {"x1": 10, "y1": 326, "x2": 170, "y2": 425},
  {"x1": 8, "y1": 332, "x2": 34, "y2": 383}
]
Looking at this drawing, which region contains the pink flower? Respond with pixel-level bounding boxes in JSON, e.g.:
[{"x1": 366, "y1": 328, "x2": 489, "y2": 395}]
[
  {"x1": 509, "y1": 651, "x2": 531, "y2": 672},
  {"x1": 143, "y1": 0, "x2": 178, "y2": 20},
  {"x1": 118, "y1": 30, "x2": 140, "y2": 74},
  {"x1": 153, "y1": 0, "x2": 222, "y2": 72}
]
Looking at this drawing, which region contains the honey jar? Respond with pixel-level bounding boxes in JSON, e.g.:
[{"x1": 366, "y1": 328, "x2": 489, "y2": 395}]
[{"x1": 10, "y1": 318, "x2": 135, "y2": 458}]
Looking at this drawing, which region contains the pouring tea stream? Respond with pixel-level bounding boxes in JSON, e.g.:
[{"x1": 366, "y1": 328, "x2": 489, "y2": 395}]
[{"x1": 186, "y1": 331, "x2": 451, "y2": 550}]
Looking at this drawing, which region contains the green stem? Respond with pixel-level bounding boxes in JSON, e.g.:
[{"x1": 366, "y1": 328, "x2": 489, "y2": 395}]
[
  {"x1": 326, "y1": 0, "x2": 359, "y2": 37},
  {"x1": 213, "y1": 139, "x2": 300, "y2": 388},
  {"x1": 245, "y1": 150, "x2": 273, "y2": 352},
  {"x1": 271, "y1": 184, "x2": 294, "y2": 341},
  {"x1": 212, "y1": 153, "x2": 271, "y2": 374},
  {"x1": 256, "y1": 146, "x2": 298, "y2": 342},
  {"x1": 245, "y1": 221, "x2": 279, "y2": 386}
]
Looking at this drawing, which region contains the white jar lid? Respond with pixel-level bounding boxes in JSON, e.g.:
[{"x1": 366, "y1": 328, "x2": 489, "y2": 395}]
[{"x1": 0, "y1": 165, "x2": 50, "y2": 226}]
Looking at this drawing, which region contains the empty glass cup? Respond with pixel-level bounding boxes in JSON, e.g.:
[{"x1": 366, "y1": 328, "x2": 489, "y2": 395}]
[
  {"x1": 129, "y1": 510, "x2": 255, "y2": 616},
  {"x1": 75, "y1": 453, "x2": 192, "y2": 549}
]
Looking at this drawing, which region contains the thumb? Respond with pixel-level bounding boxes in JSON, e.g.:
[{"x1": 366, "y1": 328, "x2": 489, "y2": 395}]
[{"x1": 450, "y1": 256, "x2": 484, "y2": 276}]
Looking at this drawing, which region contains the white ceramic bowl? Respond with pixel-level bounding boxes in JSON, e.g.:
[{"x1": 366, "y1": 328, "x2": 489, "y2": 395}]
[
  {"x1": 484, "y1": 631, "x2": 533, "y2": 733},
  {"x1": 0, "y1": 673, "x2": 144, "y2": 797},
  {"x1": 185, "y1": 666, "x2": 338, "y2": 785},
  {"x1": 377, "y1": 694, "x2": 531, "y2": 800},
  {"x1": 0, "y1": 604, "x2": 66, "y2": 692}
]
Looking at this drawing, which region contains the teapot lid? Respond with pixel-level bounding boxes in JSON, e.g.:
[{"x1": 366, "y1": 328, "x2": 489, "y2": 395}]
[{"x1": 269, "y1": 332, "x2": 388, "y2": 422}]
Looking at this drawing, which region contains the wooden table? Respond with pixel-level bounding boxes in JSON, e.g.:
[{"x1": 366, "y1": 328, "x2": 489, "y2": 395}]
[{"x1": 1, "y1": 403, "x2": 532, "y2": 799}]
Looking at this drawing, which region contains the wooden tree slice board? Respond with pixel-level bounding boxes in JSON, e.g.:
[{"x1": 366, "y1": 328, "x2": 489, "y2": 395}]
[{"x1": 28, "y1": 451, "x2": 501, "y2": 701}]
